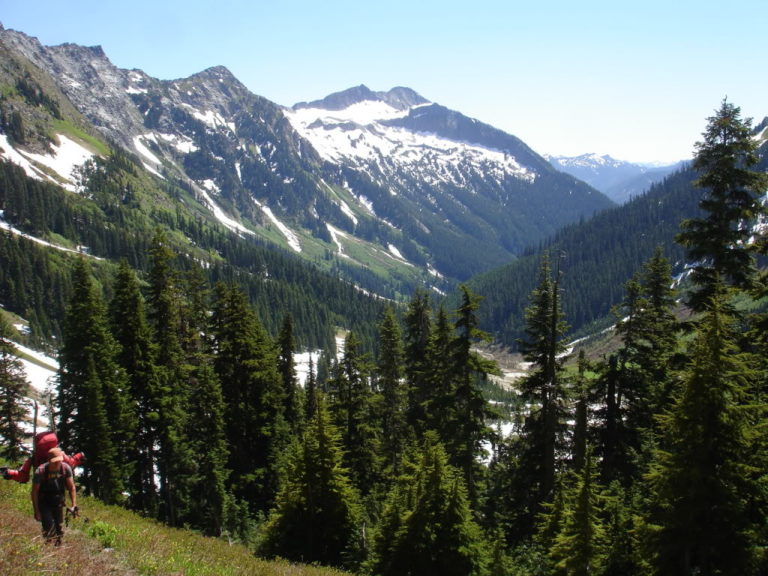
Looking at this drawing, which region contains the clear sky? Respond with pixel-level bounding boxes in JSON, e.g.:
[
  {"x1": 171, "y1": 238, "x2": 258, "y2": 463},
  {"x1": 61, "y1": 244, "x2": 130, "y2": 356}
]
[{"x1": 2, "y1": 0, "x2": 766, "y2": 164}]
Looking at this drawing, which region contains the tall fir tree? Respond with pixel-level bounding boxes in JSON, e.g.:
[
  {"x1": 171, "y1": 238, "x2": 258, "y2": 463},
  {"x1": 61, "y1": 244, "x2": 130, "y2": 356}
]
[
  {"x1": 516, "y1": 252, "x2": 571, "y2": 519},
  {"x1": 423, "y1": 305, "x2": 454, "y2": 442},
  {"x1": 108, "y1": 259, "x2": 161, "y2": 516},
  {"x1": 326, "y1": 331, "x2": 380, "y2": 494},
  {"x1": 184, "y1": 360, "x2": 231, "y2": 537},
  {"x1": 209, "y1": 282, "x2": 288, "y2": 514},
  {"x1": 259, "y1": 393, "x2": 364, "y2": 569},
  {"x1": 602, "y1": 247, "x2": 679, "y2": 484},
  {"x1": 677, "y1": 99, "x2": 768, "y2": 310},
  {"x1": 304, "y1": 354, "x2": 318, "y2": 422},
  {"x1": 403, "y1": 289, "x2": 433, "y2": 436},
  {"x1": 58, "y1": 257, "x2": 132, "y2": 503},
  {"x1": 145, "y1": 230, "x2": 194, "y2": 525},
  {"x1": 571, "y1": 350, "x2": 590, "y2": 473},
  {"x1": 446, "y1": 285, "x2": 498, "y2": 504},
  {"x1": 277, "y1": 314, "x2": 302, "y2": 433},
  {"x1": 376, "y1": 306, "x2": 407, "y2": 475},
  {"x1": 367, "y1": 434, "x2": 490, "y2": 576},
  {"x1": 646, "y1": 292, "x2": 764, "y2": 575},
  {"x1": 549, "y1": 449, "x2": 605, "y2": 576},
  {"x1": 0, "y1": 317, "x2": 29, "y2": 460},
  {"x1": 633, "y1": 246, "x2": 679, "y2": 417}
]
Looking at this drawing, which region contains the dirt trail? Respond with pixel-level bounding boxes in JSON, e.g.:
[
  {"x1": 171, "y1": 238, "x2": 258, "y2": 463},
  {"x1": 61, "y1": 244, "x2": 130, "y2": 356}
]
[{"x1": 0, "y1": 502, "x2": 136, "y2": 576}]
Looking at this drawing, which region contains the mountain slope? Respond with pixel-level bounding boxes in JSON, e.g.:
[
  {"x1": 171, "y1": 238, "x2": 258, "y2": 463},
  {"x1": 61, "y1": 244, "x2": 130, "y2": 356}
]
[
  {"x1": 466, "y1": 165, "x2": 705, "y2": 346},
  {"x1": 287, "y1": 86, "x2": 613, "y2": 279},
  {"x1": 1, "y1": 26, "x2": 613, "y2": 293}
]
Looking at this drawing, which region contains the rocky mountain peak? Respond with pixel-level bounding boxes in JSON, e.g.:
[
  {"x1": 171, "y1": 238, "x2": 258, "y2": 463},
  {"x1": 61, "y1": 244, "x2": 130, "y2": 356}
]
[{"x1": 293, "y1": 84, "x2": 428, "y2": 112}]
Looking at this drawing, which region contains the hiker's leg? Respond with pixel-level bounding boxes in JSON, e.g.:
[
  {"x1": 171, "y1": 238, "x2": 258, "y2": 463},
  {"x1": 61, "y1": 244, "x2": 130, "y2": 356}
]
[
  {"x1": 52, "y1": 505, "x2": 64, "y2": 545},
  {"x1": 39, "y1": 504, "x2": 56, "y2": 543}
]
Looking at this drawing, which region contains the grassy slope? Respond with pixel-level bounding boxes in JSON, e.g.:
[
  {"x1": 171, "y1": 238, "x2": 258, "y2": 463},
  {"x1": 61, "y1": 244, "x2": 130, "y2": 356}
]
[{"x1": 0, "y1": 478, "x2": 350, "y2": 576}]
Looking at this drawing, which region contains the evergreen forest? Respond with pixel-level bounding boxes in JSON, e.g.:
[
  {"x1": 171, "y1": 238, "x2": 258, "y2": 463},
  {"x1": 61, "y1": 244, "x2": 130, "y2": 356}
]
[{"x1": 2, "y1": 98, "x2": 768, "y2": 576}]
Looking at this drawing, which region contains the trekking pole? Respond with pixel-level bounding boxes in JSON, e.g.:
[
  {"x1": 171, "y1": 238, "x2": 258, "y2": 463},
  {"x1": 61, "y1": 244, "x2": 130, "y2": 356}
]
[
  {"x1": 32, "y1": 400, "x2": 38, "y2": 458},
  {"x1": 65, "y1": 505, "x2": 80, "y2": 526}
]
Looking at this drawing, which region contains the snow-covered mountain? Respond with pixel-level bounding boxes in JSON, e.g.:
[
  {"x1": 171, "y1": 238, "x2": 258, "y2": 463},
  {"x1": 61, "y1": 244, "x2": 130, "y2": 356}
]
[
  {"x1": 547, "y1": 153, "x2": 684, "y2": 204},
  {"x1": 0, "y1": 25, "x2": 612, "y2": 290},
  {"x1": 287, "y1": 85, "x2": 536, "y2": 186}
]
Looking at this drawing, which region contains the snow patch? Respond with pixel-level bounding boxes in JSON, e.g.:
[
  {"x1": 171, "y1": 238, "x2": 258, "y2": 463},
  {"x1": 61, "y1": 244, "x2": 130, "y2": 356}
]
[
  {"x1": 0, "y1": 211, "x2": 100, "y2": 258},
  {"x1": 338, "y1": 199, "x2": 358, "y2": 226},
  {"x1": 157, "y1": 132, "x2": 198, "y2": 154},
  {"x1": 294, "y1": 350, "x2": 321, "y2": 387},
  {"x1": 133, "y1": 134, "x2": 162, "y2": 165},
  {"x1": 387, "y1": 243, "x2": 406, "y2": 261},
  {"x1": 357, "y1": 195, "x2": 375, "y2": 216},
  {"x1": 0, "y1": 134, "x2": 95, "y2": 191},
  {"x1": 291, "y1": 100, "x2": 409, "y2": 126},
  {"x1": 184, "y1": 105, "x2": 236, "y2": 133},
  {"x1": 260, "y1": 205, "x2": 302, "y2": 253},
  {"x1": 13, "y1": 342, "x2": 58, "y2": 394},
  {"x1": 196, "y1": 185, "x2": 253, "y2": 236},
  {"x1": 201, "y1": 179, "x2": 220, "y2": 194},
  {"x1": 0, "y1": 133, "x2": 47, "y2": 180},
  {"x1": 326, "y1": 223, "x2": 348, "y2": 259}
]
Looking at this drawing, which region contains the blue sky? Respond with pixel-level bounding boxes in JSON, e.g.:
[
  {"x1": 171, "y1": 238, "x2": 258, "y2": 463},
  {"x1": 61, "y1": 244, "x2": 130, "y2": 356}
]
[{"x1": 2, "y1": 0, "x2": 766, "y2": 163}]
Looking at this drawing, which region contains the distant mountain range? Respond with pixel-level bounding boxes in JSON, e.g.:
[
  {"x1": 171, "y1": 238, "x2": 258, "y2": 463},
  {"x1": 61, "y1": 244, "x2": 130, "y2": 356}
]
[
  {"x1": 546, "y1": 153, "x2": 686, "y2": 204},
  {"x1": 0, "y1": 25, "x2": 611, "y2": 297}
]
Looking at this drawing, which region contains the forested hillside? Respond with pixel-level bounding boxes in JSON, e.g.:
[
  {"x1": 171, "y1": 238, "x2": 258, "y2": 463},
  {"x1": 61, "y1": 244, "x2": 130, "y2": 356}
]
[
  {"x1": 0, "y1": 153, "x2": 392, "y2": 352},
  {"x1": 465, "y1": 165, "x2": 703, "y2": 345}
]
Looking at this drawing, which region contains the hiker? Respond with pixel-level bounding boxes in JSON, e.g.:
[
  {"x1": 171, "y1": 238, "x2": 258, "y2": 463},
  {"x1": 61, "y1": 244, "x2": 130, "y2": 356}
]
[
  {"x1": 1, "y1": 430, "x2": 85, "y2": 483},
  {"x1": 31, "y1": 447, "x2": 78, "y2": 546}
]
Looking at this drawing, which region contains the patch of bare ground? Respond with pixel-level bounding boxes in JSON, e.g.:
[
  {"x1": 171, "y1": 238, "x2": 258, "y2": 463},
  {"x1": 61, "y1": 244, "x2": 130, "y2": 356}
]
[{"x1": 0, "y1": 502, "x2": 137, "y2": 576}]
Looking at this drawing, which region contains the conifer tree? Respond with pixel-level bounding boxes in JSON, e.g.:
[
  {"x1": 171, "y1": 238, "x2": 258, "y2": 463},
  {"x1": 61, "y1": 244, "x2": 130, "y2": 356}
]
[
  {"x1": 109, "y1": 259, "x2": 161, "y2": 515},
  {"x1": 517, "y1": 252, "x2": 570, "y2": 510},
  {"x1": 145, "y1": 230, "x2": 193, "y2": 525},
  {"x1": 58, "y1": 257, "x2": 132, "y2": 503},
  {"x1": 423, "y1": 305, "x2": 454, "y2": 440},
  {"x1": 677, "y1": 99, "x2": 768, "y2": 310},
  {"x1": 549, "y1": 450, "x2": 605, "y2": 576},
  {"x1": 304, "y1": 354, "x2": 318, "y2": 421},
  {"x1": 571, "y1": 350, "x2": 590, "y2": 473},
  {"x1": 326, "y1": 331, "x2": 380, "y2": 494},
  {"x1": 277, "y1": 314, "x2": 302, "y2": 432},
  {"x1": 0, "y1": 317, "x2": 28, "y2": 460},
  {"x1": 601, "y1": 482, "x2": 646, "y2": 576},
  {"x1": 403, "y1": 289, "x2": 433, "y2": 435},
  {"x1": 376, "y1": 306, "x2": 407, "y2": 474},
  {"x1": 633, "y1": 246, "x2": 678, "y2": 417},
  {"x1": 599, "y1": 248, "x2": 678, "y2": 485},
  {"x1": 210, "y1": 283, "x2": 288, "y2": 513},
  {"x1": 259, "y1": 394, "x2": 364, "y2": 569},
  {"x1": 603, "y1": 247, "x2": 678, "y2": 483},
  {"x1": 185, "y1": 361, "x2": 231, "y2": 537},
  {"x1": 647, "y1": 292, "x2": 764, "y2": 575},
  {"x1": 367, "y1": 434, "x2": 490, "y2": 576},
  {"x1": 447, "y1": 285, "x2": 498, "y2": 503},
  {"x1": 79, "y1": 356, "x2": 122, "y2": 502}
]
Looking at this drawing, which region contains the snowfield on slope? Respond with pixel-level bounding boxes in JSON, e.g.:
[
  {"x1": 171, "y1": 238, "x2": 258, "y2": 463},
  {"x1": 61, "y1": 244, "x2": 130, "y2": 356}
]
[
  {"x1": 285, "y1": 101, "x2": 535, "y2": 185},
  {"x1": 0, "y1": 133, "x2": 94, "y2": 191}
]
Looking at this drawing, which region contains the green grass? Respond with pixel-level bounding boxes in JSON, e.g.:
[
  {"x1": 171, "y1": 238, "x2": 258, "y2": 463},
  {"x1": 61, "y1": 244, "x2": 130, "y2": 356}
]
[
  {"x1": 51, "y1": 118, "x2": 111, "y2": 157},
  {"x1": 0, "y1": 474, "x2": 352, "y2": 576}
]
